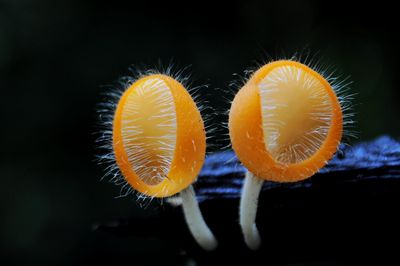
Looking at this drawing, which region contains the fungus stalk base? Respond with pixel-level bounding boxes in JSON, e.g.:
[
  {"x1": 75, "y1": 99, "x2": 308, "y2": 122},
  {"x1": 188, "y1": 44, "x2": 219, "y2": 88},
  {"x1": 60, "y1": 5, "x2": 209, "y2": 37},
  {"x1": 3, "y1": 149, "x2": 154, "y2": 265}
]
[
  {"x1": 240, "y1": 171, "x2": 263, "y2": 250},
  {"x1": 180, "y1": 185, "x2": 218, "y2": 251}
]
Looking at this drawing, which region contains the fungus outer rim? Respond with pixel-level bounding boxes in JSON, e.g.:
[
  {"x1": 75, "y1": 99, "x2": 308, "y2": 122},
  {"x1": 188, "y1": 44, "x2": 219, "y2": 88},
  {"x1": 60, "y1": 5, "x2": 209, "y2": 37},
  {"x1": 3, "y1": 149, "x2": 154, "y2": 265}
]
[
  {"x1": 229, "y1": 60, "x2": 343, "y2": 182},
  {"x1": 113, "y1": 74, "x2": 206, "y2": 197}
]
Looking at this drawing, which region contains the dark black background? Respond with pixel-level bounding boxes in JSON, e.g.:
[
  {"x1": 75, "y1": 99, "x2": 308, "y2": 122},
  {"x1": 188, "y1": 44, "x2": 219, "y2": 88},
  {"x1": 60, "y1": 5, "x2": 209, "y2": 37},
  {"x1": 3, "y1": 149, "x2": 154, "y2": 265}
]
[{"x1": 1, "y1": 0, "x2": 399, "y2": 265}]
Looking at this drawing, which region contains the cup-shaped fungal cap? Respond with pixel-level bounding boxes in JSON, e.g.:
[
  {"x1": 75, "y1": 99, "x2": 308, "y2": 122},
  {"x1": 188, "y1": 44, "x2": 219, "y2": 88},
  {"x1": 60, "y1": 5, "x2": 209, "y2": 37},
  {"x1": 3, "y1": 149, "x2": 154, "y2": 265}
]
[
  {"x1": 113, "y1": 74, "x2": 206, "y2": 197},
  {"x1": 229, "y1": 60, "x2": 343, "y2": 182}
]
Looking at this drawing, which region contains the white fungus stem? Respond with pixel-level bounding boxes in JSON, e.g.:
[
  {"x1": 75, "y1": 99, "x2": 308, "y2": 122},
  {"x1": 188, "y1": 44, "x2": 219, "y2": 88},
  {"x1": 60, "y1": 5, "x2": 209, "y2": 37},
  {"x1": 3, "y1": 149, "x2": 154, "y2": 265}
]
[
  {"x1": 240, "y1": 171, "x2": 264, "y2": 250},
  {"x1": 180, "y1": 185, "x2": 218, "y2": 251}
]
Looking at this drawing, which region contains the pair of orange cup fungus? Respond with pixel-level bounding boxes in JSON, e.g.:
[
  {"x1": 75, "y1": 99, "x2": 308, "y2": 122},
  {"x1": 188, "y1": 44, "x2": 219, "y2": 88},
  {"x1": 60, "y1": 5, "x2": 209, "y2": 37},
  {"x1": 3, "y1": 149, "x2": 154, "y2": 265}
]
[{"x1": 107, "y1": 60, "x2": 343, "y2": 250}]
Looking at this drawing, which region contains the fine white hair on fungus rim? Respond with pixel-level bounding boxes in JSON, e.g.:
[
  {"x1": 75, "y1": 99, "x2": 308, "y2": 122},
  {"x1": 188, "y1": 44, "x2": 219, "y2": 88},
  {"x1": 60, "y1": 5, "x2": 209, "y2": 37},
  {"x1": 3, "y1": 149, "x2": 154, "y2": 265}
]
[{"x1": 95, "y1": 65, "x2": 216, "y2": 205}]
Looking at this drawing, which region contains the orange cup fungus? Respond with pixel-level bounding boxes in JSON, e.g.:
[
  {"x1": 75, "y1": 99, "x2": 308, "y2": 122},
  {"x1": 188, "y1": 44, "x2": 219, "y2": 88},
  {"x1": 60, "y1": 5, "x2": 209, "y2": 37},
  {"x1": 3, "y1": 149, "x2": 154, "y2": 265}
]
[
  {"x1": 230, "y1": 59, "x2": 345, "y2": 250},
  {"x1": 108, "y1": 73, "x2": 217, "y2": 251},
  {"x1": 229, "y1": 60, "x2": 343, "y2": 182},
  {"x1": 112, "y1": 74, "x2": 206, "y2": 197}
]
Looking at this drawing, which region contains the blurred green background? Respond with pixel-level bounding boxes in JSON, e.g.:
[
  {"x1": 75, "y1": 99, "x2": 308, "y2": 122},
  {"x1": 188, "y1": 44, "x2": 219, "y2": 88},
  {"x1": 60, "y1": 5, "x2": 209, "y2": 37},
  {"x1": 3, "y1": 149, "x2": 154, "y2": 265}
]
[{"x1": 0, "y1": 0, "x2": 399, "y2": 265}]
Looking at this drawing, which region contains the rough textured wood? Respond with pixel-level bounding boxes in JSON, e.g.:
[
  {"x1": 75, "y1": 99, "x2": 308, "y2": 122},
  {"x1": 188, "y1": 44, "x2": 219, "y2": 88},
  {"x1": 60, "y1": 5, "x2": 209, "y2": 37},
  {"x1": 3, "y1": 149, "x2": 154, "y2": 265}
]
[{"x1": 94, "y1": 136, "x2": 400, "y2": 264}]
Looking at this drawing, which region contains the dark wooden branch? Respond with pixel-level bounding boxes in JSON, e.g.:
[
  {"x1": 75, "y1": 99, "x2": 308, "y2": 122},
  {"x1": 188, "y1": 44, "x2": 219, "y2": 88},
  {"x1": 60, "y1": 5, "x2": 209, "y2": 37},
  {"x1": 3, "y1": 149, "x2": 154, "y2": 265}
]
[{"x1": 94, "y1": 136, "x2": 400, "y2": 264}]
